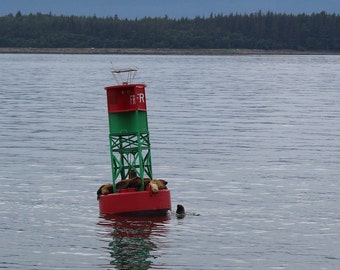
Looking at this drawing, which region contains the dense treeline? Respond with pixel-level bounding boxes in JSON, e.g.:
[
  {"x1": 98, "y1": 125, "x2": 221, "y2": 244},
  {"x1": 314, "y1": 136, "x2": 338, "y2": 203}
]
[{"x1": 0, "y1": 11, "x2": 339, "y2": 51}]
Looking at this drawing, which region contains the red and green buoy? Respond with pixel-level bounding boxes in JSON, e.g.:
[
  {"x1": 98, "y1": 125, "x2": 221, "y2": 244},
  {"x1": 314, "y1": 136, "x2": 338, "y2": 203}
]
[{"x1": 98, "y1": 68, "x2": 171, "y2": 215}]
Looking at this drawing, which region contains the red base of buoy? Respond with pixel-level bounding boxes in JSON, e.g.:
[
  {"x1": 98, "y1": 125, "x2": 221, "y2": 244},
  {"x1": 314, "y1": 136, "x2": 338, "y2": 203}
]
[{"x1": 98, "y1": 189, "x2": 171, "y2": 216}]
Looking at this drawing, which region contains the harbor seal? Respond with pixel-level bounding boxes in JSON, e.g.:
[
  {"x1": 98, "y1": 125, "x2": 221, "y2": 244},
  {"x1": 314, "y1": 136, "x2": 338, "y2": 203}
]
[
  {"x1": 174, "y1": 204, "x2": 200, "y2": 219},
  {"x1": 176, "y1": 204, "x2": 186, "y2": 219}
]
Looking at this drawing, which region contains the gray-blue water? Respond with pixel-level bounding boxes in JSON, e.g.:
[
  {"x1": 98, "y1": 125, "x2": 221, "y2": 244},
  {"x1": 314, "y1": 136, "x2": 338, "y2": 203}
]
[{"x1": 1, "y1": 54, "x2": 340, "y2": 269}]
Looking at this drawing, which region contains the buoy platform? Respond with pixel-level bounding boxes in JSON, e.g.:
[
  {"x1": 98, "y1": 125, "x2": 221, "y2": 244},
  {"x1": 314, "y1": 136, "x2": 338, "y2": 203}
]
[{"x1": 99, "y1": 189, "x2": 171, "y2": 216}]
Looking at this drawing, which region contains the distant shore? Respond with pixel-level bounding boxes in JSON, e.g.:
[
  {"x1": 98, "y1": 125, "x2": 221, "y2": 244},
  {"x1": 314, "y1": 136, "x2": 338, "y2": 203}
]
[{"x1": 0, "y1": 47, "x2": 339, "y2": 55}]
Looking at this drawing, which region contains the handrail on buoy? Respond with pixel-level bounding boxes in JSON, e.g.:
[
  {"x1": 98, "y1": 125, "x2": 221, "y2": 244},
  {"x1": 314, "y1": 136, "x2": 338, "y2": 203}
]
[{"x1": 111, "y1": 67, "x2": 138, "y2": 85}]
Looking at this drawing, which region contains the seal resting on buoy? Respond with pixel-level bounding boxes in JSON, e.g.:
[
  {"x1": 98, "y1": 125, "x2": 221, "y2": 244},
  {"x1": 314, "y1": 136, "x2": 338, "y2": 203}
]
[
  {"x1": 148, "y1": 179, "x2": 168, "y2": 194},
  {"x1": 97, "y1": 177, "x2": 168, "y2": 199},
  {"x1": 97, "y1": 184, "x2": 113, "y2": 200},
  {"x1": 115, "y1": 177, "x2": 168, "y2": 192},
  {"x1": 176, "y1": 204, "x2": 186, "y2": 219},
  {"x1": 115, "y1": 176, "x2": 146, "y2": 190}
]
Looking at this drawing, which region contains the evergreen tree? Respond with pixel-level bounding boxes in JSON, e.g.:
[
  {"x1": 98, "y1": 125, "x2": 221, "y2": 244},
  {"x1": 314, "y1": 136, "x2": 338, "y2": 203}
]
[{"x1": 0, "y1": 11, "x2": 339, "y2": 51}]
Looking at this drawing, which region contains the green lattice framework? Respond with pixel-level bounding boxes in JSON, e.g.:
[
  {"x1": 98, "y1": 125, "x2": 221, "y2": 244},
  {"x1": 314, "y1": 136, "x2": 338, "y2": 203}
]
[{"x1": 109, "y1": 131, "x2": 152, "y2": 191}]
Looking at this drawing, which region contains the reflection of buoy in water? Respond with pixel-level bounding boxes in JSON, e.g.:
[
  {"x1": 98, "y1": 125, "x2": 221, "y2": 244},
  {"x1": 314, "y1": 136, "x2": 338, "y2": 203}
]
[
  {"x1": 176, "y1": 204, "x2": 186, "y2": 219},
  {"x1": 98, "y1": 215, "x2": 170, "y2": 269}
]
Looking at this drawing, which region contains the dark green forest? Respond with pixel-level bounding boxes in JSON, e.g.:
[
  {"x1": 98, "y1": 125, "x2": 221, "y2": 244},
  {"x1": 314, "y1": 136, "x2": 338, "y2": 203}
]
[{"x1": 1, "y1": 11, "x2": 339, "y2": 51}]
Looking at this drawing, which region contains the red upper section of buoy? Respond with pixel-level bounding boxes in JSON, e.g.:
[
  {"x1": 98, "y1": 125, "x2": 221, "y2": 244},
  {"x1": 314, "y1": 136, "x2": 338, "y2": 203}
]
[{"x1": 105, "y1": 84, "x2": 147, "y2": 113}]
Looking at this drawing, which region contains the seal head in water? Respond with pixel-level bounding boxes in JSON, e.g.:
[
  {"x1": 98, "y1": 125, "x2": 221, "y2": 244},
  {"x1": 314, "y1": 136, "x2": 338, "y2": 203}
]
[{"x1": 176, "y1": 204, "x2": 186, "y2": 219}]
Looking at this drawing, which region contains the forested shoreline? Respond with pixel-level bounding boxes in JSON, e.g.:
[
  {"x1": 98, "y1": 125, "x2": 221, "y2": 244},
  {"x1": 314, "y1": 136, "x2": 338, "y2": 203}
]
[{"x1": 1, "y1": 11, "x2": 339, "y2": 51}]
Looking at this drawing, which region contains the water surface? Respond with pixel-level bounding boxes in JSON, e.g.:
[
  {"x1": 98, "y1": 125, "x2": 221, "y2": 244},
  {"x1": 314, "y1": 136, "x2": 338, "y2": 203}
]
[{"x1": 1, "y1": 54, "x2": 340, "y2": 269}]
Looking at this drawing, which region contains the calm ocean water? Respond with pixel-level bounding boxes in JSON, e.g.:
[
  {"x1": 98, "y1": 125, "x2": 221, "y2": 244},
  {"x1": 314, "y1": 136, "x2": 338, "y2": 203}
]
[{"x1": 1, "y1": 53, "x2": 339, "y2": 269}]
